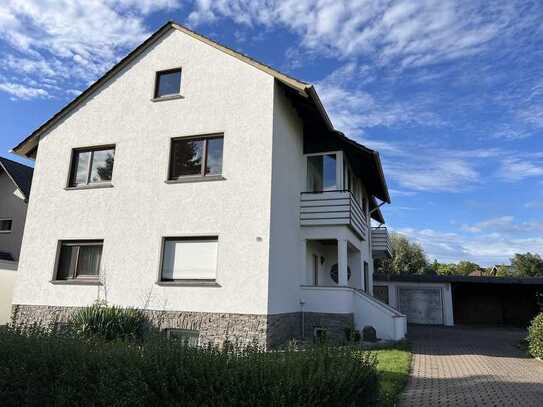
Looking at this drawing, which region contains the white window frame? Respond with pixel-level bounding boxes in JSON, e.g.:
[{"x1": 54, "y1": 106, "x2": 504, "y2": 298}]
[{"x1": 304, "y1": 150, "x2": 344, "y2": 192}]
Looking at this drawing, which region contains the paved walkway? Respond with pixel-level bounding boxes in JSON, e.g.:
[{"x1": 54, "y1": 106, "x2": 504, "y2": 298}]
[{"x1": 400, "y1": 326, "x2": 543, "y2": 407}]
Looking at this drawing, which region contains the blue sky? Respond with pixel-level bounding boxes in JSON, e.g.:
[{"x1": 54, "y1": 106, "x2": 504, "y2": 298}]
[{"x1": 1, "y1": 1, "x2": 542, "y2": 266}]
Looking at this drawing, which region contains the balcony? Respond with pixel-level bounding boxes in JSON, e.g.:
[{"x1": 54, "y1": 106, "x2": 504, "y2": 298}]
[
  {"x1": 300, "y1": 191, "x2": 367, "y2": 240},
  {"x1": 371, "y1": 227, "x2": 392, "y2": 258}
]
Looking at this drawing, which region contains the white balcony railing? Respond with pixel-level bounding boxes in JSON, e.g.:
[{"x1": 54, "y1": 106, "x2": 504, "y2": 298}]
[
  {"x1": 300, "y1": 190, "x2": 367, "y2": 239},
  {"x1": 371, "y1": 227, "x2": 392, "y2": 258}
]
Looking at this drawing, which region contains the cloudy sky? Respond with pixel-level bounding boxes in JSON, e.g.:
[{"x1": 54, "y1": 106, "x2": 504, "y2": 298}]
[{"x1": 1, "y1": 1, "x2": 542, "y2": 266}]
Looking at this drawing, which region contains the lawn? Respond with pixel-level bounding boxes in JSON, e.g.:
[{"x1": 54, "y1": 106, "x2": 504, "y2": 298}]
[{"x1": 374, "y1": 345, "x2": 412, "y2": 406}]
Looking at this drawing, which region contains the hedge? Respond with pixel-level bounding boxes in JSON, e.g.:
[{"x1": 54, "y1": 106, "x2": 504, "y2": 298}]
[
  {"x1": 0, "y1": 327, "x2": 379, "y2": 407},
  {"x1": 528, "y1": 312, "x2": 543, "y2": 359}
]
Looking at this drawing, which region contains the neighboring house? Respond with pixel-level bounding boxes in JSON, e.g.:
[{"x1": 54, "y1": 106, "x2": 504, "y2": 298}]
[
  {"x1": 374, "y1": 273, "x2": 543, "y2": 327},
  {"x1": 0, "y1": 157, "x2": 33, "y2": 324},
  {"x1": 10, "y1": 21, "x2": 405, "y2": 347}
]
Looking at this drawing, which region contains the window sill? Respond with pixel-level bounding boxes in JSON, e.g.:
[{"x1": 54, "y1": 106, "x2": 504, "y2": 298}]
[
  {"x1": 64, "y1": 183, "x2": 113, "y2": 191},
  {"x1": 50, "y1": 279, "x2": 102, "y2": 286},
  {"x1": 151, "y1": 94, "x2": 184, "y2": 102},
  {"x1": 165, "y1": 175, "x2": 225, "y2": 184},
  {"x1": 156, "y1": 280, "x2": 221, "y2": 287},
  {"x1": 0, "y1": 231, "x2": 12, "y2": 234}
]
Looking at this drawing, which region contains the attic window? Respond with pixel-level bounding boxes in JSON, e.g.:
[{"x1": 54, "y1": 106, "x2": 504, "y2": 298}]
[{"x1": 154, "y1": 68, "x2": 182, "y2": 99}]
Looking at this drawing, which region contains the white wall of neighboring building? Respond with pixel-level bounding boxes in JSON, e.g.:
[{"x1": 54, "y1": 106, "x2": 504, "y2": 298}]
[
  {"x1": 0, "y1": 261, "x2": 17, "y2": 325},
  {"x1": 0, "y1": 172, "x2": 28, "y2": 261},
  {"x1": 13, "y1": 29, "x2": 276, "y2": 315}
]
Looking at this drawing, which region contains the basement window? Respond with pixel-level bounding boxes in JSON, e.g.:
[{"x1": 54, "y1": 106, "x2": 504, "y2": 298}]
[
  {"x1": 0, "y1": 219, "x2": 12, "y2": 233},
  {"x1": 165, "y1": 328, "x2": 200, "y2": 346}
]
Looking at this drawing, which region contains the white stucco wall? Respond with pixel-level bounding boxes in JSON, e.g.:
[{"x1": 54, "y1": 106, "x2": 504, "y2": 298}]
[
  {"x1": 13, "y1": 29, "x2": 275, "y2": 315},
  {"x1": 374, "y1": 281, "x2": 454, "y2": 326},
  {"x1": 0, "y1": 171, "x2": 28, "y2": 261},
  {"x1": 267, "y1": 84, "x2": 305, "y2": 314}
]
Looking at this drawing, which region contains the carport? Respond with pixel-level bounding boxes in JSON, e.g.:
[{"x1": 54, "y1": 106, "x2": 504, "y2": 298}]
[{"x1": 374, "y1": 273, "x2": 543, "y2": 327}]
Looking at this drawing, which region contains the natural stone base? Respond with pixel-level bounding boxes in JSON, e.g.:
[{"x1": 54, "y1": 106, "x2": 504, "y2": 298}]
[{"x1": 11, "y1": 305, "x2": 353, "y2": 349}]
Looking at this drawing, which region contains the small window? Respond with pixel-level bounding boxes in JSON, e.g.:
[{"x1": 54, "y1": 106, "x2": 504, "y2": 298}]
[
  {"x1": 169, "y1": 135, "x2": 224, "y2": 179},
  {"x1": 55, "y1": 240, "x2": 103, "y2": 281},
  {"x1": 161, "y1": 237, "x2": 218, "y2": 281},
  {"x1": 0, "y1": 219, "x2": 12, "y2": 233},
  {"x1": 155, "y1": 68, "x2": 182, "y2": 98},
  {"x1": 69, "y1": 146, "x2": 115, "y2": 187},
  {"x1": 165, "y1": 328, "x2": 199, "y2": 346}
]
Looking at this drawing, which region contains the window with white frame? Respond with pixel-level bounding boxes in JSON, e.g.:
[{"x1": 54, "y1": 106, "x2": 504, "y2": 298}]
[
  {"x1": 307, "y1": 153, "x2": 337, "y2": 192},
  {"x1": 161, "y1": 237, "x2": 218, "y2": 281},
  {"x1": 0, "y1": 219, "x2": 12, "y2": 233}
]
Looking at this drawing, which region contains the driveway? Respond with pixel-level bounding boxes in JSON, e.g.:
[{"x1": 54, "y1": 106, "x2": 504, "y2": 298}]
[{"x1": 400, "y1": 326, "x2": 543, "y2": 407}]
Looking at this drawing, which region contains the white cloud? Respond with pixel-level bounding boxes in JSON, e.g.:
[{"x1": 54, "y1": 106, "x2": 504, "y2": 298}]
[
  {"x1": 0, "y1": 82, "x2": 48, "y2": 100},
  {"x1": 461, "y1": 216, "x2": 543, "y2": 234},
  {"x1": 315, "y1": 63, "x2": 444, "y2": 137},
  {"x1": 498, "y1": 157, "x2": 543, "y2": 182},
  {"x1": 188, "y1": 0, "x2": 530, "y2": 69},
  {"x1": 396, "y1": 226, "x2": 543, "y2": 266},
  {"x1": 386, "y1": 158, "x2": 480, "y2": 192},
  {"x1": 0, "y1": 0, "x2": 179, "y2": 99}
]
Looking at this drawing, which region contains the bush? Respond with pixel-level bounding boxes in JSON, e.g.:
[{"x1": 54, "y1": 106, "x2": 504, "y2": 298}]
[
  {"x1": 69, "y1": 303, "x2": 149, "y2": 341},
  {"x1": 0, "y1": 328, "x2": 379, "y2": 407},
  {"x1": 528, "y1": 312, "x2": 543, "y2": 359}
]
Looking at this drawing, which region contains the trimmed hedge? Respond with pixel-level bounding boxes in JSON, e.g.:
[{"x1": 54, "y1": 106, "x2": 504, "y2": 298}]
[
  {"x1": 0, "y1": 327, "x2": 379, "y2": 407},
  {"x1": 528, "y1": 312, "x2": 543, "y2": 359}
]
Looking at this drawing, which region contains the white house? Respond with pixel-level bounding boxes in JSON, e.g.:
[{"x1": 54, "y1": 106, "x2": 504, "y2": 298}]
[
  {"x1": 10, "y1": 21, "x2": 406, "y2": 346},
  {"x1": 0, "y1": 157, "x2": 33, "y2": 324}
]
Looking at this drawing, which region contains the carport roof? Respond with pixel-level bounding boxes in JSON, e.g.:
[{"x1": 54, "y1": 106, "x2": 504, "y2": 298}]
[{"x1": 374, "y1": 273, "x2": 543, "y2": 286}]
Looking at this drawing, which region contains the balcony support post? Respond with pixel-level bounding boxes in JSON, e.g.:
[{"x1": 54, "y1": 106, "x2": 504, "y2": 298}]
[{"x1": 338, "y1": 239, "x2": 348, "y2": 286}]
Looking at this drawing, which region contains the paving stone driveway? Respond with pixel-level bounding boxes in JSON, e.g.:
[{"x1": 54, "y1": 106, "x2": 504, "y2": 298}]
[{"x1": 400, "y1": 326, "x2": 543, "y2": 407}]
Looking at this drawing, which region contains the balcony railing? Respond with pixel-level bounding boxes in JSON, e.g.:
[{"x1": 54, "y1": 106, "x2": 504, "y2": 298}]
[
  {"x1": 300, "y1": 190, "x2": 367, "y2": 239},
  {"x1": 371, "y1": 227, "x2": 392, "y2": 258}
]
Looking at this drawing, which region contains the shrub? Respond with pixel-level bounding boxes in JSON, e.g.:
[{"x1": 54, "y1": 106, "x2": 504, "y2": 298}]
[
  {"x1": 69, "y1": 303, "x2": 149, "y2": 341},
  {"x1": 0, "y1": 328, "x2": 379, "y2": 407},
  {"x1": 528, "y1": 312, "x2": 543, "y2": 359}
]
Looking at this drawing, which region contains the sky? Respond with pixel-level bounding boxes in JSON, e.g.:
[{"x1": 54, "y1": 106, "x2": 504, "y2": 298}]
[{"x1": 0, "y1": 0, "x2": 542, "y2": 266}]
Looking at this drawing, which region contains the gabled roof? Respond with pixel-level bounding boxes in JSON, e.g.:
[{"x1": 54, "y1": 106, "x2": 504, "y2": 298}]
[
  {"x1": 10, "y1": 20, "x2": 389, "y2": 204},
  {"x1": 0, "y1": 157, "x2": 33, "y2": 200}
]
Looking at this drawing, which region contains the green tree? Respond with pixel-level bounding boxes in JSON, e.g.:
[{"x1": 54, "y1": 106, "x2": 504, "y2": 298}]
[
  {"x1": 511, "y1": 253, "x2": 543, "y2": 277},
  {"x1": 455, "y1": 261, "x2": 481, "y2": 276},
  {"x1": 375, "y1": 233, "x2": 429, "y2": 274},
  {"x1": 434, "y1": 263, "x2": 458, "y2": 276}
]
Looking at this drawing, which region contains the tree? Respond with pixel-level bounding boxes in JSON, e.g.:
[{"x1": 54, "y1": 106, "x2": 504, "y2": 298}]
[
  {"x1": 511, "y1": 253, "x2": 543, "y2": 277},
  {"x1": 375, "y1": 233, "x2": 429, "y2": 274},
  {"x1": 455, "y1": 261, "x2": 481, "y2": 276}
]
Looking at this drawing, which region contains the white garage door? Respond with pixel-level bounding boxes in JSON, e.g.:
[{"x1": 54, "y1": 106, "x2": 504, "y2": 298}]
[{"x1": 398, "y1": 288, "x2": 443, "y2": 325}]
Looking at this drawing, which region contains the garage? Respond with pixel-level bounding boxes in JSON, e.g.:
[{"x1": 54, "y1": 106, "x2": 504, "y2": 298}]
[
  {"x1": 374, "y1": 273, "x2": 543, "y2": 328},
  {"x1": 398, "y1": 288, "x2": 444, "y2": 325}
]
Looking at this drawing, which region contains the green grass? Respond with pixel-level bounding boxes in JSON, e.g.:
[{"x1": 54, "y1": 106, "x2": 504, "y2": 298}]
[{"x1": 374, "y1": 344, "x2": 412, "y2": 407}]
